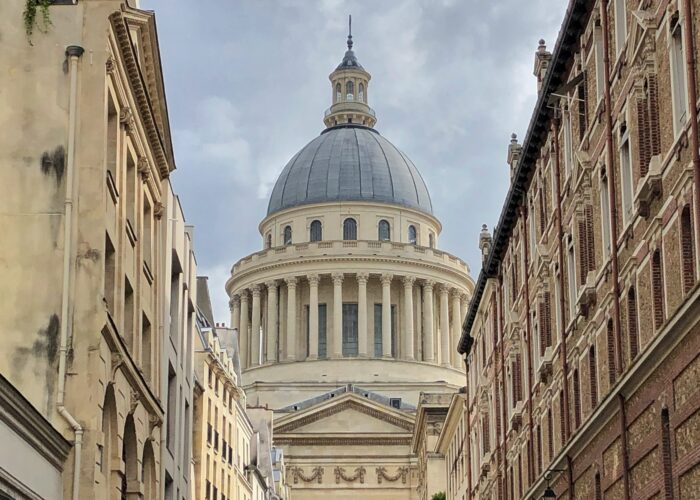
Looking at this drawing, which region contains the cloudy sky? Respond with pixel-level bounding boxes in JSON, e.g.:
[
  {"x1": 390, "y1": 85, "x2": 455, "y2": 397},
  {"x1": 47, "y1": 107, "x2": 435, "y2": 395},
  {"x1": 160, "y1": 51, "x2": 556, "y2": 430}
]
[{"x1": 142, "y1": 0, "x2": 568, "y2": 322}]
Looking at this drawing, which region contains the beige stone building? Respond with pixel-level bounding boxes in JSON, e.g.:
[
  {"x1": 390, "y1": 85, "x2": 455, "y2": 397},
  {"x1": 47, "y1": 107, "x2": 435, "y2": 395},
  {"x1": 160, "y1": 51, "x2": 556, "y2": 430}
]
[
  {"x1": 0, "y1": 1, "x2": 198, "y2": 498},
  {"x1": 226, "y1": 29, "x2": 475, "y2": 499},
  {"x1": 453, "y1": 0, "x2": 700, "y2": 498},
  {"x1": 193, "y1": 278, "x2": 252, "y2": 500}
]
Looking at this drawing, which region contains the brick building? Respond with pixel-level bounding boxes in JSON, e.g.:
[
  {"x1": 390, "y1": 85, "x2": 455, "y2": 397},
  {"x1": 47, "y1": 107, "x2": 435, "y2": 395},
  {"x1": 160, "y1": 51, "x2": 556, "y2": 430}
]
[{"x1": 455, "y1": 0, "x2": 700, "y2": 498}]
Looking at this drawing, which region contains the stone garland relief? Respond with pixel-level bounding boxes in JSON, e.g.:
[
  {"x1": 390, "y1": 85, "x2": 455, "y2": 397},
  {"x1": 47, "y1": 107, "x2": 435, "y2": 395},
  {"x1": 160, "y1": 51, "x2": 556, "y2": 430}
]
[
  {"x1": 289, "y1": 466, "x2": 324, "y2": 484},
  {"x1": 376, "y1": 466, "x2": 410, "y2": 484},
  {"x1": 334, "y1": 466, "x2": 366, "y2": 484}
]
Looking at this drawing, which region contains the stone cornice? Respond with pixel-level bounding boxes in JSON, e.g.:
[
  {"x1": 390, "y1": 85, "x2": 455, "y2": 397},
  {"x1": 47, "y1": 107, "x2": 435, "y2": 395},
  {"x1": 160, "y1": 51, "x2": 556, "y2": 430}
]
[
  {"x1": 275, "y1": 435, "x2": 413, "y2": 446},
  {"x1": 0, "y1": 375, "x2": 71, "y2": 470},
  {"x1": 109, "y1": 9, "x2": 173, "y2": 178}
]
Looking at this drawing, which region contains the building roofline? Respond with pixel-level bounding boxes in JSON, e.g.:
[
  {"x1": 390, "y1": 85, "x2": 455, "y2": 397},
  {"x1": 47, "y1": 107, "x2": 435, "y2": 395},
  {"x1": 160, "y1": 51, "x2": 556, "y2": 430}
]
[{"x1": 458, "y1": 0, "x2": 593, "y2": 354}]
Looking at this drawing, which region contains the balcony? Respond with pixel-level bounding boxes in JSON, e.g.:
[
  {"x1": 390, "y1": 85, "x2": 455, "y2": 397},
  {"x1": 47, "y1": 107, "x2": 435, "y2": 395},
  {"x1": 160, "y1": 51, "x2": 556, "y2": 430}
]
[{"x1": 324, "y1": 100, "x2": 376, "y2": 118}]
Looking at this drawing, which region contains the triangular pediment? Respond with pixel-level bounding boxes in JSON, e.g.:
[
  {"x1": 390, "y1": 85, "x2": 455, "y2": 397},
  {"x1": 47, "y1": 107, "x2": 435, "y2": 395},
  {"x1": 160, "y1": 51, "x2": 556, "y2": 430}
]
[{"x1": 275, "y1": 393, "x2": 414, "y2": 435}]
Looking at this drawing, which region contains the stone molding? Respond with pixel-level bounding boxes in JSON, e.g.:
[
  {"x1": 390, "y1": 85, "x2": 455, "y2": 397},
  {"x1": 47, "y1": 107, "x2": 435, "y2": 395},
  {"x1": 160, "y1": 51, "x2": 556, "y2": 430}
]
[
  {"x1": 289, "y1": 466, "x2": 324, "y2": 484},
  {"x1": 376, "y1": 466, "x2": 410, "y2": 484},
  {"x1": 334, "y1": 466, "x2": 366, "y2": 484}
]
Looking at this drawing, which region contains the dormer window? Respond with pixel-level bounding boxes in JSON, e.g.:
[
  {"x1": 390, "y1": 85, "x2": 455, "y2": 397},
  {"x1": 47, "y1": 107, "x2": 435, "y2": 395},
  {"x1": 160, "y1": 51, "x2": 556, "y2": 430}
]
[
  {"x1": 408, "y1": 225, "x2": 417, "y2": 245},
  {"x1": 310, "y1": 220, "x2": 322, "y2": 242},
  {"x1": 359, "y1": 83, "x2": 365, "y2": 102},
  {"x1": 335, "y1": 83, "x2": 342, "y2": 103},
  {"x1": 346, "y1": 81, "x2": 354, "y2": 100},
  {"x1": 283, "y1": 225, "x2": 292, "y2": 246},
  {"x1": 378, "y1": 220, "x2": 391, "y2": 241}
]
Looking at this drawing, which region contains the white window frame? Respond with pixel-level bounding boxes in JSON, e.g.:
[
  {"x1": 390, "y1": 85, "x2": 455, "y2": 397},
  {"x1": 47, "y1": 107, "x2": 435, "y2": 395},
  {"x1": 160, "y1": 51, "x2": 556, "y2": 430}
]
[
  {"x1": 594, "y1": 25, "x2": 605, "y2": 102},
  {"x1": 567, "y1": 235, "x2": 577, "y2": 322},
  {"x1": 619, "y1": 119, "x2": 634, "y2": 225},
  {"x1": 553, "y1": 265, "x2": 562, "y2": 342},
  {"x1": 600, "y1": 169, "x2": 611, "y2": 259},
  {"x1": 669, "y1": 13, "x2": 688, "y2": 136},
  {"x1": 614, "y1": 0, "x2": 627, "y2": 56},
  {"x1": 563, "y1": 107, "x2": 574, "y2": 178},
  {"x1": 529, "y1": 199, "x2": 537, "y2": 261}
]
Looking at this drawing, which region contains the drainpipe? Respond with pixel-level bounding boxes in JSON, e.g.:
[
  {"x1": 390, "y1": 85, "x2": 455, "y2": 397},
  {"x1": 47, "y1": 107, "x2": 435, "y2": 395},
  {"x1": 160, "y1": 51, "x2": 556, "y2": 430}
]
[
  {"x1": 682, "y1": 0, "x2": 700, "y2": 252},
  {"x1": 465, "y1": 357, "x2": 473, "y2": 499},
  {"x1": 551, "y1": 118, "x2": 571, "y2": 442},
  {"x1": 519, "y1": 205, "x2": 535, "y2": 486},
  {"x1": 497, "y1": 275, "x2": 508, "y2": 500},
  {"x1": 601, "y1": 3, "x2": 629, "y2": 498},
  {"x1": 57, "y1": 45, "x2": 84, "y2": 500}
]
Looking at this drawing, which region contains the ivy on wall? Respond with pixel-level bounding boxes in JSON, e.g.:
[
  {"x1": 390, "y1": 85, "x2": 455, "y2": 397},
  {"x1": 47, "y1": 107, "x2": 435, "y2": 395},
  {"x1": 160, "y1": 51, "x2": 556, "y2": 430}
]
[
  {"x1": 24, "y1": 0, "x2": 52, "y2": 42},
  {"x1": 431, "y1": 493, "x2": 446, "y2": 500}
]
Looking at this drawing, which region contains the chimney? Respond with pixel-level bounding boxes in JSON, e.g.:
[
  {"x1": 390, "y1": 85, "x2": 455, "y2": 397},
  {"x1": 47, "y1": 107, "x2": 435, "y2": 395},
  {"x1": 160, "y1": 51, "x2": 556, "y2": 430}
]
[
  {"x1": 479, "y1": 224, "x2": 493, "y2": 265},
  {"x1": 507, "y1": 133, "x2": 522, "y2": 180},
  {"x1": 533, "y1": 39, "x2": 552, "y2": 93}
]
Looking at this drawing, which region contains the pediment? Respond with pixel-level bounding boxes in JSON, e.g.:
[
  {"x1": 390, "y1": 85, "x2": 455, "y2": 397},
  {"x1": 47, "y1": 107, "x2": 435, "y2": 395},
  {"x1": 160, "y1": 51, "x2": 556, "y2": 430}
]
[{"x1": 275, "y1": 393, "x2": 414, "y2": 435}]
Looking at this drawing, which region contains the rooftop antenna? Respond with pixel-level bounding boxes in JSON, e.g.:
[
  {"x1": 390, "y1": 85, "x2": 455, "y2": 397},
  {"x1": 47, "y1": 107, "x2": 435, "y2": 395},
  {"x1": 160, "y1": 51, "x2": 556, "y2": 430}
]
[{"x1": 347, "y1": 14, "x2": 353, "y2": 50}]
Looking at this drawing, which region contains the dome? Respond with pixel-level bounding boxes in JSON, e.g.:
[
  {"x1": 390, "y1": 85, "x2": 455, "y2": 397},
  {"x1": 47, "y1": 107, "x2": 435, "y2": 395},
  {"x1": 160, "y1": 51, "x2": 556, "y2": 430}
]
[{"x1": 267, "y1": 125, "x2": 433, "y2": 216}]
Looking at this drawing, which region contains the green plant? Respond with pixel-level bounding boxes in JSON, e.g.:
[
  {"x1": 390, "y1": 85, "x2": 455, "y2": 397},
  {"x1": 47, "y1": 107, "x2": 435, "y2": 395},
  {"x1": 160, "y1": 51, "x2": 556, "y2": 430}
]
[
  {"x1": 431, "y1": 493, "x2": 446, "y2": 500},
  {"x1": 24, "y1": 0, "x2": 53, "y2": 42}
]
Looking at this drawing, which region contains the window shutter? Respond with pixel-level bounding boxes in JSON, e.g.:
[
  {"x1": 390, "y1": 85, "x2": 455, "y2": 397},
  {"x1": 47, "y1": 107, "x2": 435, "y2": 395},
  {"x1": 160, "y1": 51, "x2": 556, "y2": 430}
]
[
  {"x1": 573, "y1": 369, "x2": 581, "y2": 428},
  {"x1": 648, "y1": 74, "x2": 661, "y2": 158},
  {"x1": 585, "y1": 205, "x2": 596, "y2": 274},
  {"x1": 578, "y1": 218, "x2": 589, "y2": 282},
  {"x1": 544, "y1": 291, "x2": 552, "y2": 349},
  {"x1": 578, "y1": 71, "x2": 588, "y2": 141},
  {"x1": 652, "y1": 250, "x2": 664, "y2": 329},
  {"x1": 589, "y1": 346, "x2": 598, "y2": 407},
  {"x1": 637, "y1": 92, "x2": 651, "y2": 177},
  {"x1": 607, "y1": 319, "x2": 616, "y2": 385},
  {"x1": 559, "y1": 390, "x2": 566, "y2": 445},
  {"x1": 681, "y1": 207, "x2": 695, "y2": 294},
  {"x1": 547, "y1": 408, "x2": 554, "y2": 459},
  {"x1": 627, "y1": 288, "x2": 639, "y2": 361}
]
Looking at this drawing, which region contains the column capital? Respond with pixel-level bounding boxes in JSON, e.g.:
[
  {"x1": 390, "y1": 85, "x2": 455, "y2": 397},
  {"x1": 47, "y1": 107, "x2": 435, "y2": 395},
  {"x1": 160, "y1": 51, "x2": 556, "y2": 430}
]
[
  {"x1": 450, "y1": 287, "x2": 462, "y2": 299},
  {"x1": 461, "y1": 292, "x2": 470, "y2": 303},
  {"x1": 308, "y1": 274, "x2": 320, "y2": 286},
  {"x1": 284, "y1": 276, "x2": 297, "y2": 289},
  {"x1": 229, "y1": 295, "x2": 240, "y2": 309},
  {"x1": 356, "y1": 272, "x2": 369, "y2": 285},
  {"x1": 423, "y1": 279, "x2": 435, "y2": 291},
  {"x1": 438, "y1": 283, "x2": 450, "y2": 296},
  {"x1": 240, "y1": 290, "x2": 250, "y2": 303},
  {"x1": 264, "y1": 280, "x2": 277, "y2": 290},
  {"x1": 251, "y1": 284, "x2": 261, "y2": 297},
  {"x1": 403, "y1": 275, "x2": 416, "y2": 287},
  {"x1": 331, "y1": 273, "x2": 344, "y2": 285},
  {"x1": 381, "y1": 273, "x2": 394, "y2": 285}
]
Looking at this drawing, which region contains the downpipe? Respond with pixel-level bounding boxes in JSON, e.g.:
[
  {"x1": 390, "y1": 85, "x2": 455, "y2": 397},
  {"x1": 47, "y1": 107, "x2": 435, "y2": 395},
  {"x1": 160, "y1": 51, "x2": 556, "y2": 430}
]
[{"x1": 57, "y1": 45, "x2": 84, "y2": 500}]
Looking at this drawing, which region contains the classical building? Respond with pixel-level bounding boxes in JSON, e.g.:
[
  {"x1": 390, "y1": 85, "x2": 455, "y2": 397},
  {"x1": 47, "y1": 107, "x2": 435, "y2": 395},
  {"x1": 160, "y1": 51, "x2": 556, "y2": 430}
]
[
  {"x1": 226, "y1": 29, "x2": 474, "y2": 499},
  {"x1": 411, "y1": 393, "x2": 451, "y2": 500},
  {"x1": 194, "y1": 277, "x2": 252, "y2": 500},
  {"x1": 456, "y1": 0, "x2": 700, "y2": 499},
  {"x1": 0, "y1": 1, "x2": 197, "y2": 498}
]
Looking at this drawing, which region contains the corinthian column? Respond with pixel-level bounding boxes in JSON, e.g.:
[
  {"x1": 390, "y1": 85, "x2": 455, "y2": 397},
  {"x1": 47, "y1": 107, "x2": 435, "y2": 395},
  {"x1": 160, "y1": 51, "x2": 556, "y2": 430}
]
[
  {"x1": 439, "y1": 285, "x2": 450, "y2": 367},
  {"x1": 285, "y1": 277, "x2": 297, "y2": 362},
  {"x1": 265, "y1": 281, "x2": 278, "y2": 363},
  {"x1": 451, "y1": 289, "x2": 462, "y2": 368},
  {"x1": 381, "y1": 274, "x2": 393, "y2": 358},
  {"x1": 422, "y1": 281, "x2": 435, "y2": 362},
  {"x1": 230, "y1": 295, "x2": 240, "y2": 333},
  {"x1": 332, "y1": 273, "x2": 344, "y2": 358},
  {"x1": 240, "y1": 291, "x2": 249, "y2": 369},
  {"x1": 308, "y1": 274, "x2": 320, "y2": 360},
  {"x1": 357, "y1": 273, "x2": 369, "y2": 357},
  {"x1": 251, "y1": 285, "x2": 262, "y2": 366},
  {"x1": 403, "y1": 276, "x2": 415, "y2": 361}
]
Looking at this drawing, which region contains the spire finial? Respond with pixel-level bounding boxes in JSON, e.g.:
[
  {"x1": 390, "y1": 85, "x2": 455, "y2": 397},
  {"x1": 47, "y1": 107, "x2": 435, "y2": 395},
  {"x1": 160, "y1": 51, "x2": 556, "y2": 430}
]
[{"x1": 347, "y1": 15, "x2": 353, "y2": 50}]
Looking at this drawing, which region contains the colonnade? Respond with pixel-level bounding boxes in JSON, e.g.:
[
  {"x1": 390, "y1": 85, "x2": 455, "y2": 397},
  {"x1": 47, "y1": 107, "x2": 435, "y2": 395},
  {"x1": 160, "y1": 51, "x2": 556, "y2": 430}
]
[{"x1": 229, "y1": 272, "x2": 468, "y2": 371}]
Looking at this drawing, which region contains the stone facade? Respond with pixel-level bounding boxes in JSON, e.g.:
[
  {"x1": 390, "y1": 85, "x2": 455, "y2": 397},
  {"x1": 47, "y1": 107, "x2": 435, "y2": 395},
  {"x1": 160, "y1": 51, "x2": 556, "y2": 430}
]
[
  {"x1": 455, "y1": 0, "x2": 700, "y2": 499},
  {"x1": 0, "y1": 1, "x2": 197, "y2": 498}
]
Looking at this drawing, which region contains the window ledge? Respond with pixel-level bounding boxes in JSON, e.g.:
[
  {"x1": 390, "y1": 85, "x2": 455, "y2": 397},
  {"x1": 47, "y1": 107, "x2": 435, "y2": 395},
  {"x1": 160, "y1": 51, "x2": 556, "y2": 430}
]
[
  {"x1": 634, "y1": 155, "x2": 663, "y2": 218},
  {"x1": 576, "y1": 272, "x2": 597, "y2": 318},
  {"x1": 536, "y1": 346, "x2": 555, "y2": 382},
  {"x1": 510, "y1": 401, "x2": 524, "y2": 431}
]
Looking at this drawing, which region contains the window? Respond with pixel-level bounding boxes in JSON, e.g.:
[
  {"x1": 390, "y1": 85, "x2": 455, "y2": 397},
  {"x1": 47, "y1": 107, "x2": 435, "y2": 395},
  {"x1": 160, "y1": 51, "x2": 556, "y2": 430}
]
[
  {"x1": 661, "y1": 408, "x2": 673, "y2": 497},
  {"x1": 559, "y1": 390, "x2": 566, "y2": 446},
  {"x1": 343, "y1": 218, "x2": 357, "y2": 240},
  {"x1": 107, "y1": 98, "x2": 118, "y2": 184},
  {"x1": 563, "y1": 107, "x2": 574, "y2": 177},
  {"x1": 104, "y1": 234, "x2": 116, "y2": 313},
  {"x1": 627, "y1": 287, "x2": 639, "y2": 360},
  {"x1": 637, "y1": 76, "x2": 661, "y2": 177},
  {"x1": 358, "y1": 82, "x2": 365, "y2": 102},
  {"x1": 652, "y1": 249, "x2": 665, "y2": 329},
  {"x1": 306, "y1": 304, "x2": 327, "y2": 358},
  {"x1": 573, "y1": 369, "x2": 581, "y2": 428},
  {"x1": 408, "y1": 225, "x2": 417, "y2": 245},
  {"x1": 346, "y1": 80, "x2": 354, "y2": 100},
  {"x1": 342, "y1": 303, "x2": 358, "y2": 357},
  {"x1": 512, "y1": 353, "x2": 522, "y2": 406},
  {"x1": 142, "y1": 314, "x2": 152, "y2": 383},
  {"x1": 310, "y1": 220, "x2": 322, "y2": 242},
  {"x1": 373, "y1": 304, "x2": 383, "y2": 357},
  {"x1": 614, "y1": 0, "x2": 627, "y2": 55},
  {"x1": 265, "y1": 233, "x2": 272, "y2": 249},
  {"x1": 389, "y1": 398, "x2": 401, "y2": 409},
  {"x1": 482, "y1": 415, "x2": 490, "y2": 453},
  {"x1": 578, "y1": 204, "x2": 596, "y2": 281},
  {"x1": 538, "y1": 292, "x2": 552, "y2": 356},
  {"x1": 607, "y1": 319, "x2": 616, "y2": 385},
  {"x1": 428, "y1": 232, "x2": 435, "y2": 248},
  {"x1": 283, "y1": 225, "x2": 292, "y2": 246},
  {"x1": 125, "y1": 153, "x2": 137, "y2": 234},
  {"x1": 547, "y1": 408, "x2": 554, "y2": 460},
  {"x1": 577, "y1": 70, "x2": 588, "y2": 140},
  {"x1": 124, "y1": 278, "x2": 134, "y2": 347},
  {"x1": 143, "y1": 197, "x2": 153, "y2": 269},
  {"x1": 335, "y1": 83, "x2": 341, "y2": 103},
  {"x1": 681, "y1": 206, "x2": 695, "y2": 293},
  {"x1": 567, "y1": 235, "x2": 577, "y2": 322},
  {"x1": 600, "y1": 170, "x2": 611, "y2": 259},
  {"x1": 594, "y1": 24, "x2": 605, "y2": 102},
  {"x1": 670, "y1": 13, "x2": 688, "y2": 135},
  {"x1": 589, "y1": 345, "x2": 598, "y2": 408},
  {"x1": 166, "y1": 366, "x2": 176, "y2": 451},
  {"x1": 619, "y1": 121, "x2": 634, "y2": 224},
  {"x1": 528, "y1": 202, "x2": 536, "y2": 259},
  {"x1": 378, "y1": 219, "x2": 390, "y2": 241}
]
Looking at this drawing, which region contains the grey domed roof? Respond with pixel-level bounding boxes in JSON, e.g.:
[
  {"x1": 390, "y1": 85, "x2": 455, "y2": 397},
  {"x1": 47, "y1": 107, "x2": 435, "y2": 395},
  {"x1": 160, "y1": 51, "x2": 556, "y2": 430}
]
[{"x1": 267, "y1": 125, "x2": 433, "y2": 216}]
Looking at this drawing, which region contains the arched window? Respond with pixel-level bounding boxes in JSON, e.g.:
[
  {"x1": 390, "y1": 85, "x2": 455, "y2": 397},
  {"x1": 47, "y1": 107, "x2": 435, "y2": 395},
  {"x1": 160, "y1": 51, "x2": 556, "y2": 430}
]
[
  {"x1": 428, "y1": 232, "x2": 435, "y2": 248},
  {"x1": 335, "y1": 83, "x2": 342, "y2": 103},
  {"x1": 343, "y1": 218, "x2": 357, "y2": 240},
  {"x1": 310, "y1": 220, "x2": 322, "y2": 242},
  {"x1": 265, "y1": 233, "x2": 272, "y2": 249},
  {"x1": 378, "y1": 219, "x2": 390, "y2": 241},
  {"x1": 408, "y1": 225, "x2": 417, "y2": 245},
  {"x1": 283, "y1": 225, "x2": 292, "y2": 246},
  {"x1": 346, "y1": 80, "x2": 354, "y2": 100},
  {"x1": 359, "y1": 82, "x2": 365, "y2": 102}
]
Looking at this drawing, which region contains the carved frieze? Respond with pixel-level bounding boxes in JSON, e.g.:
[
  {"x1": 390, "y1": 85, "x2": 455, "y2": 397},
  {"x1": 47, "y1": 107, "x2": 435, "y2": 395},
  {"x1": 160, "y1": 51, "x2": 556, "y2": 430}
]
[
  {"x1": 334, "y1": 466, "x2": 366, "y2": 484},
  {"x1": 289, "y1": 466, "x2": 324, "y2": 484},
  {"x1": 376, "y1": 466, "x2": 409, "y2": 484}
]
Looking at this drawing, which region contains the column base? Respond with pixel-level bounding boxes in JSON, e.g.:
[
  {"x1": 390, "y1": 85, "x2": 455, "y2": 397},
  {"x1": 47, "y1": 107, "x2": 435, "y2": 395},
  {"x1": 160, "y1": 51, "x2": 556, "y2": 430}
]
[{"x1": 307, "y1": 354, "x2": 318, "y2": 361}]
